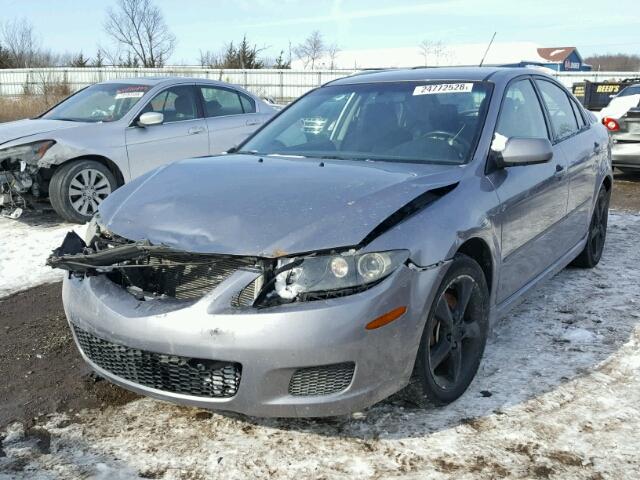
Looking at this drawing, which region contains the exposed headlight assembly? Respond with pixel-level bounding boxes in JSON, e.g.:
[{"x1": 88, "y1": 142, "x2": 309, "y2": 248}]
[
  {"x1": 259, "y1": 250, "x2": 409, "y2": 304},
  {"x1": 0, "y1": 140, "x2": 56, "y2": 164}
]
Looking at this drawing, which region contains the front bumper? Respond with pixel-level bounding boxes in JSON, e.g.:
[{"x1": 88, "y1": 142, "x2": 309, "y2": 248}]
[
  {"x1": 612, "y1": 142, "x2": 640, "y2": 169},
  {"x1": 62, "y1": 263, "x2": 446, "y2": 417}
]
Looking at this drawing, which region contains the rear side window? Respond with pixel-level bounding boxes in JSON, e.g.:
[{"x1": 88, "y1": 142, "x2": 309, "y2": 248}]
[
  {"x1": 570, "y1": 99, "x2": 586, "y2": 129},
  {"x1": 496, "y1": 79, "x2": 548, "y2": 139},
  {"x1": 239, "y1": 94, "x2": 256, "y2": 113},
  {"x1": 535, "y1": 80, "x2": 579, "y2": 141},
  {"x1": 200, "y1": 86, "x2": 248, "y2": 117}
]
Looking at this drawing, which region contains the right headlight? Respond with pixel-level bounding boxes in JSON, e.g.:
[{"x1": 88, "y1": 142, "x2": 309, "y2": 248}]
[{"x1": 259, "y1": 249, "x2": 409, "y2": 304}]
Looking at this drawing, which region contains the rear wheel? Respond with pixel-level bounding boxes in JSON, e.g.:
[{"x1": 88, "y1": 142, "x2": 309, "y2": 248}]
[
  {"x1": 571, "y1": 186, "x2": 610, "y2": 268},
  {"x1": 49, "y1": 160, "x2": 116, "y2": 223},
  {"x1": 412, "y1": 254, "x2": 489, "y2": 406}
]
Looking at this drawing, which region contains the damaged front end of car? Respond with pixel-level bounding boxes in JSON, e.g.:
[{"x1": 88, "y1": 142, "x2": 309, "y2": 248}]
[{"x1": 0, "y1": 140, "x2": 56, "y2": 218}]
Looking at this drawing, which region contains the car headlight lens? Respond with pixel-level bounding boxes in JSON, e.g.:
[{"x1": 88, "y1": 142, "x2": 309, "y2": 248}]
[
  {"x1": 0, "y1": 140, "x2": 56, "y2": 163},
  {"x1": 270, "y1": 250, "x2": 409, "y2": 302}
]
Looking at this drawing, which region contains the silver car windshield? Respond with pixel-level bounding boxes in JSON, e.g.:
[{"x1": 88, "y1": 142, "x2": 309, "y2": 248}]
[
  {"x1": 42, "y1": 83, "x2": 151, "y2": 123},
  {"x1": 240, "y1": 81, "x2": 492, "y2": 164}
]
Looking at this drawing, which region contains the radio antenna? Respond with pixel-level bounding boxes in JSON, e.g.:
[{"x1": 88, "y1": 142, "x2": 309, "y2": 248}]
[{"x1": 479, "y1": 32, "x2": 497, "y2": 67}]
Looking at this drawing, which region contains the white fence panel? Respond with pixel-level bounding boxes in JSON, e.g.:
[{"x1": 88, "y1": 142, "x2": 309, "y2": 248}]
[{"x1": 1, "y1": 67, "x2": 639, "y2": 102}]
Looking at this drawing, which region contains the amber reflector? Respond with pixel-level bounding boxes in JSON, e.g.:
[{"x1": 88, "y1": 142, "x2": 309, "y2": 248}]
[{"x1": 365, "y1": 306, "x2": 407, "y2": 330}]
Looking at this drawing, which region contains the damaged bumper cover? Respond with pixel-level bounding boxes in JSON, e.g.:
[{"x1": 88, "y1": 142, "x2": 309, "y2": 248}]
[{"x1": 49, "y1": 230, "x2": 449, "y2": 417}]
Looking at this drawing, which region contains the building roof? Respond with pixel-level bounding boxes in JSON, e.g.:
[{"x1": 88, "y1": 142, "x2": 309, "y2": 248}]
[{"x1": 537, "y1": 47, "x2": 577, "y2": 62}]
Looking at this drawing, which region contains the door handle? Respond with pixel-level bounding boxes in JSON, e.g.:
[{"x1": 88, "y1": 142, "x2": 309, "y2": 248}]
[
  {"x1": 188, "y1": 127, "x2": 206, "y2": 135},
  {"x1": 246, "y1": 120, "x2": 261, "y2": 126}
]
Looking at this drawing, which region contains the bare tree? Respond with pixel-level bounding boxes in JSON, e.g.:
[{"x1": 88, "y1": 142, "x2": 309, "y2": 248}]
[
  {"x1": 103, "y1": 0, "x2": 176, "y2": 67},
  {"x1": 1, "y1": 18, "x2": 40, "y2": 67},
  {"x1": 327, "y1": 44, "x2": 340, "y2": 70},
  {"x1": 418, "y1": 40, "x2": 448, "y2": 67},
  {"x1": 584, "y1": 53, "x2": 640, "y2": 72},
  {"x1": 294, "y1": 31, "x2": 326, "y2": 70}
]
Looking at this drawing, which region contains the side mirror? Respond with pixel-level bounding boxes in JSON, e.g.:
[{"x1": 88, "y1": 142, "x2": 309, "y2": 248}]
[
  {"x1": 138, "y1": 112, "x2": 164, "y2": 127},
  {"x1": 493, "y1": 137, "x2": 553, "y2": 168}
]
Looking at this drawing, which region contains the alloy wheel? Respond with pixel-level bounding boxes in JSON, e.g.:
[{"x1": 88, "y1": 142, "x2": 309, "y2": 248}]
[
  {"x1": 427, "y1": 274, "x2": 484, "y2": 390},
  {"x1": 68, "y1": 168, "x2": 112, "y2": 216}
]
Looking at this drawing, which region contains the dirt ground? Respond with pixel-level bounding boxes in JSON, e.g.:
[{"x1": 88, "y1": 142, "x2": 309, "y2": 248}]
[{"x1": 0, "y1": 283, "x2": 138, "y2": 428}]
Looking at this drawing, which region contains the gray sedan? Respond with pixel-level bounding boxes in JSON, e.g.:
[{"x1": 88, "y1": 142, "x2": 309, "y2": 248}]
[
  {"x1": 0, "y1": 77, "x2": 275, "y2": 222},
  {"x1": 50, "y1": 67, "x2": 611, "y2": 417}
]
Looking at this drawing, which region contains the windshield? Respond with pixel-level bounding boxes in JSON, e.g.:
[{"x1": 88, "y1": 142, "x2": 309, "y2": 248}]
[
  {"x1": 618, "y1": 85, "x2": 640, "y2": 97},
  {"x1": 42, "y1": 83, "x2": 151, "y2": 123},
  {"x1": 240, "y1": 81, "x2": 492, "y2": 164}
]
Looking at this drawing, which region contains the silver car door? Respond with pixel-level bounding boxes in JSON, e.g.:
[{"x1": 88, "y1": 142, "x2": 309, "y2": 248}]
[
  {"x1": 489, "y1": 78, "x2": 570, "y2": 304},
  {"x1": 126, "y1": 85, "x2": 208, "y2": 178},
  {"x1": 198, "y1": 85, "x2": 265, "y2": 153}
]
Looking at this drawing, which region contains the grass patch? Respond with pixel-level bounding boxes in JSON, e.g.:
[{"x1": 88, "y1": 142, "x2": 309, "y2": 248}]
[{"x1": 0, "y1": 95, "x2": 66, "y2": 123}]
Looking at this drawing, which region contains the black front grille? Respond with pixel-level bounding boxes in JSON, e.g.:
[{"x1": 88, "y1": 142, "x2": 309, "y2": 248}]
[
  {"x1": 107, "y1": 254, "x2": 254, "y2": 301},
  {"x1": 289, "y1": 362, "x2": 355, "y2": 397},
  {"x1": 73, "y1": 325, "x2": 241, "y2": 398}
]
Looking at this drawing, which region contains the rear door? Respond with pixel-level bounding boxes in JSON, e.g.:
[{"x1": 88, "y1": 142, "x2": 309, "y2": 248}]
[
  {"x1": 534, "y1": 78, "x2": 598, "y2": 248},
  {"x1": 490, "y1": 77, "x2": 570, "y2": 304},
  {"x1": 125, "y1": 84, "x2": 209, "y2": 178},
  {"x1": 197, "y1": 85, "x2": 266, "y2": 153}
]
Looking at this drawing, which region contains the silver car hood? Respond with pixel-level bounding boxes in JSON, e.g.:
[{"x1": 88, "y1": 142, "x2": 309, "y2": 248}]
[
  {"x1": 0, "y1": 119, "x2": 87, "y2": 147},
  {"x1": 99, "y1": 155, "x2": 463, "y2": 257}
]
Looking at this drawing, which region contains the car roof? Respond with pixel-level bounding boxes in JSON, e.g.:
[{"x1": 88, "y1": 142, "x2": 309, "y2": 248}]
[
  {"x1": 99, "y1": 76, "x2": 248, "y2": 89},
  {"x1": 326, "y1": 67, "x2": 552, "y2": 87}
]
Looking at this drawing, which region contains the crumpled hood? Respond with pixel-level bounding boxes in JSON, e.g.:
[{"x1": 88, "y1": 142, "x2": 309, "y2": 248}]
[
  {"x1": 0, "y1": 119, "x2": 87, "y2": 147},
  {"x1": 99, "y1": 155, "x2": 463, "y2": 257}
]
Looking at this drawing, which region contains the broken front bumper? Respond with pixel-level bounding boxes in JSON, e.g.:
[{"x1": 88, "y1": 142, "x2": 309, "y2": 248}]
[{"x1": 62, "y1": 261, "x2": 446, "y2": 417}]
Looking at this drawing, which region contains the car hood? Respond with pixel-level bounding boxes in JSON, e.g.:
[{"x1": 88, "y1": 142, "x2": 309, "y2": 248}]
[
  {"x1": 0, "y1": 119, "x2": 88, "y2": 147},
  {"x1": 99, "y1": 154, "x2": 463, "y2": 257}
]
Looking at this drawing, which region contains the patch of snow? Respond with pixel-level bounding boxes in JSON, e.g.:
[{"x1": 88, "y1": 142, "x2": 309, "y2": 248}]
[
  {"x1": 0, "y1": 214, "x2": 86, "y2": 298},
  {"x1": 1, "y1": 213, "x2": 639, "y2": 478}
]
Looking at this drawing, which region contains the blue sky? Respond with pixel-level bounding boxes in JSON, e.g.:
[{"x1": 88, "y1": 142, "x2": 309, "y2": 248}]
[{"x1": 2, "y1": 0, "x2": 639, "y2": 64}]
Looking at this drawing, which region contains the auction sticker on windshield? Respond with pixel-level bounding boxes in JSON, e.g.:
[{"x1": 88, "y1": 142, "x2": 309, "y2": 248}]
[
  {"x1": 413, "y1": 83, "x2": 474, "y2": 95},
  {"x1": 115, "y1": 91, "x2": 146, "y2": 100}
]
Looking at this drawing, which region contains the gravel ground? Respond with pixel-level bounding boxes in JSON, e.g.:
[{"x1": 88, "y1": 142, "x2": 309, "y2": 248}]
[{"x1": 0, "y1": 175, "x2": 639, "y2": 479}]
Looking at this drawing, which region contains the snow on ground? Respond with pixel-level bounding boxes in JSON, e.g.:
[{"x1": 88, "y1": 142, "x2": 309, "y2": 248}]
[
  {"x1": 0, "y1": 214, "x2": 86, "y2": 298},
  {"x1": 1, "y1": 213, "x2": 639, "y2": 479}
]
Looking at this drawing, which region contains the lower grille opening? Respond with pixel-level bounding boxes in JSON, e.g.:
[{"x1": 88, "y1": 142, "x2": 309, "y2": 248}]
[
  {"x1": 73, "y1": 325, "x2": 241, "y2": 398},
  {"x1": 289, "y1": 362, "x2": 355, "y2": 397}
]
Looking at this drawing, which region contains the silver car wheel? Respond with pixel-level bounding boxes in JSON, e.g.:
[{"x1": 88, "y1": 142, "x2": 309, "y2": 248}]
[{"x1": 68, "y1": 168, "x2": 112, "y2": 216}]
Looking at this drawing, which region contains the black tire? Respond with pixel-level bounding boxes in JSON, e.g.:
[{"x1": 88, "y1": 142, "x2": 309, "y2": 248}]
[
  {"x1": 571, "y1": 186, "x2": 610, "y2": 268},
  {"x1": 49, "y1": 160, "x2": 117, "y2": 223},
  {"x1": 412, "y1": 253, "x2": 490, "y2": 406}
]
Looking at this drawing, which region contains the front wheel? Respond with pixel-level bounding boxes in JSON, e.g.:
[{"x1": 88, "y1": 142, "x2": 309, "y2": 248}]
[
  {"x1": 571, "y1": 186, "x2": 610, "y2": 268},
  {"x1": 49, "y1": 160, "x2": 116, "y2": 223},
  {"x1": 412, "y1": 254, "x2": 490, "y2": 406}
]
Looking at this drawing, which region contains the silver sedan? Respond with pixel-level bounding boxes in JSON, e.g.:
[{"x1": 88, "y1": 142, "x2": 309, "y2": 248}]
[
  {"x1": 0, "y1": 77, "x2": 276, "y2": 222},
  {"x1": 50, "y1": 67, "x2": 611, "y2": 417}
]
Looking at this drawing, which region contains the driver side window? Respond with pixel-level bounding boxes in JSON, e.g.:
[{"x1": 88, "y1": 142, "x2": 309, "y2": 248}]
[
  {"x1": 496, "y1": 79, "x2": 548, "y2": 140},
  {"x1": 142, "y1": 86, "x2": 199, "y2": 123}
]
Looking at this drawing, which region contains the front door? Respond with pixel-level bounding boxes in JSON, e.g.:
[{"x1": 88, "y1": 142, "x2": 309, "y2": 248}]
[
  {"x1": 126, "y1": 84, "x2": 209, "y2": 179},
  {"x1": 489, "y1": 78, "x2": 570, "y2": 304}
]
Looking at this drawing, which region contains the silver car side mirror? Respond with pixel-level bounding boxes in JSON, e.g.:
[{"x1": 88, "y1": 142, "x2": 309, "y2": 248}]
[
  {"x1": 138, "y1": 112, "x2": 164, "y2": 127},
  {"x1": 493, "y1": 137, "x2": 553, "y2": 168}
]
